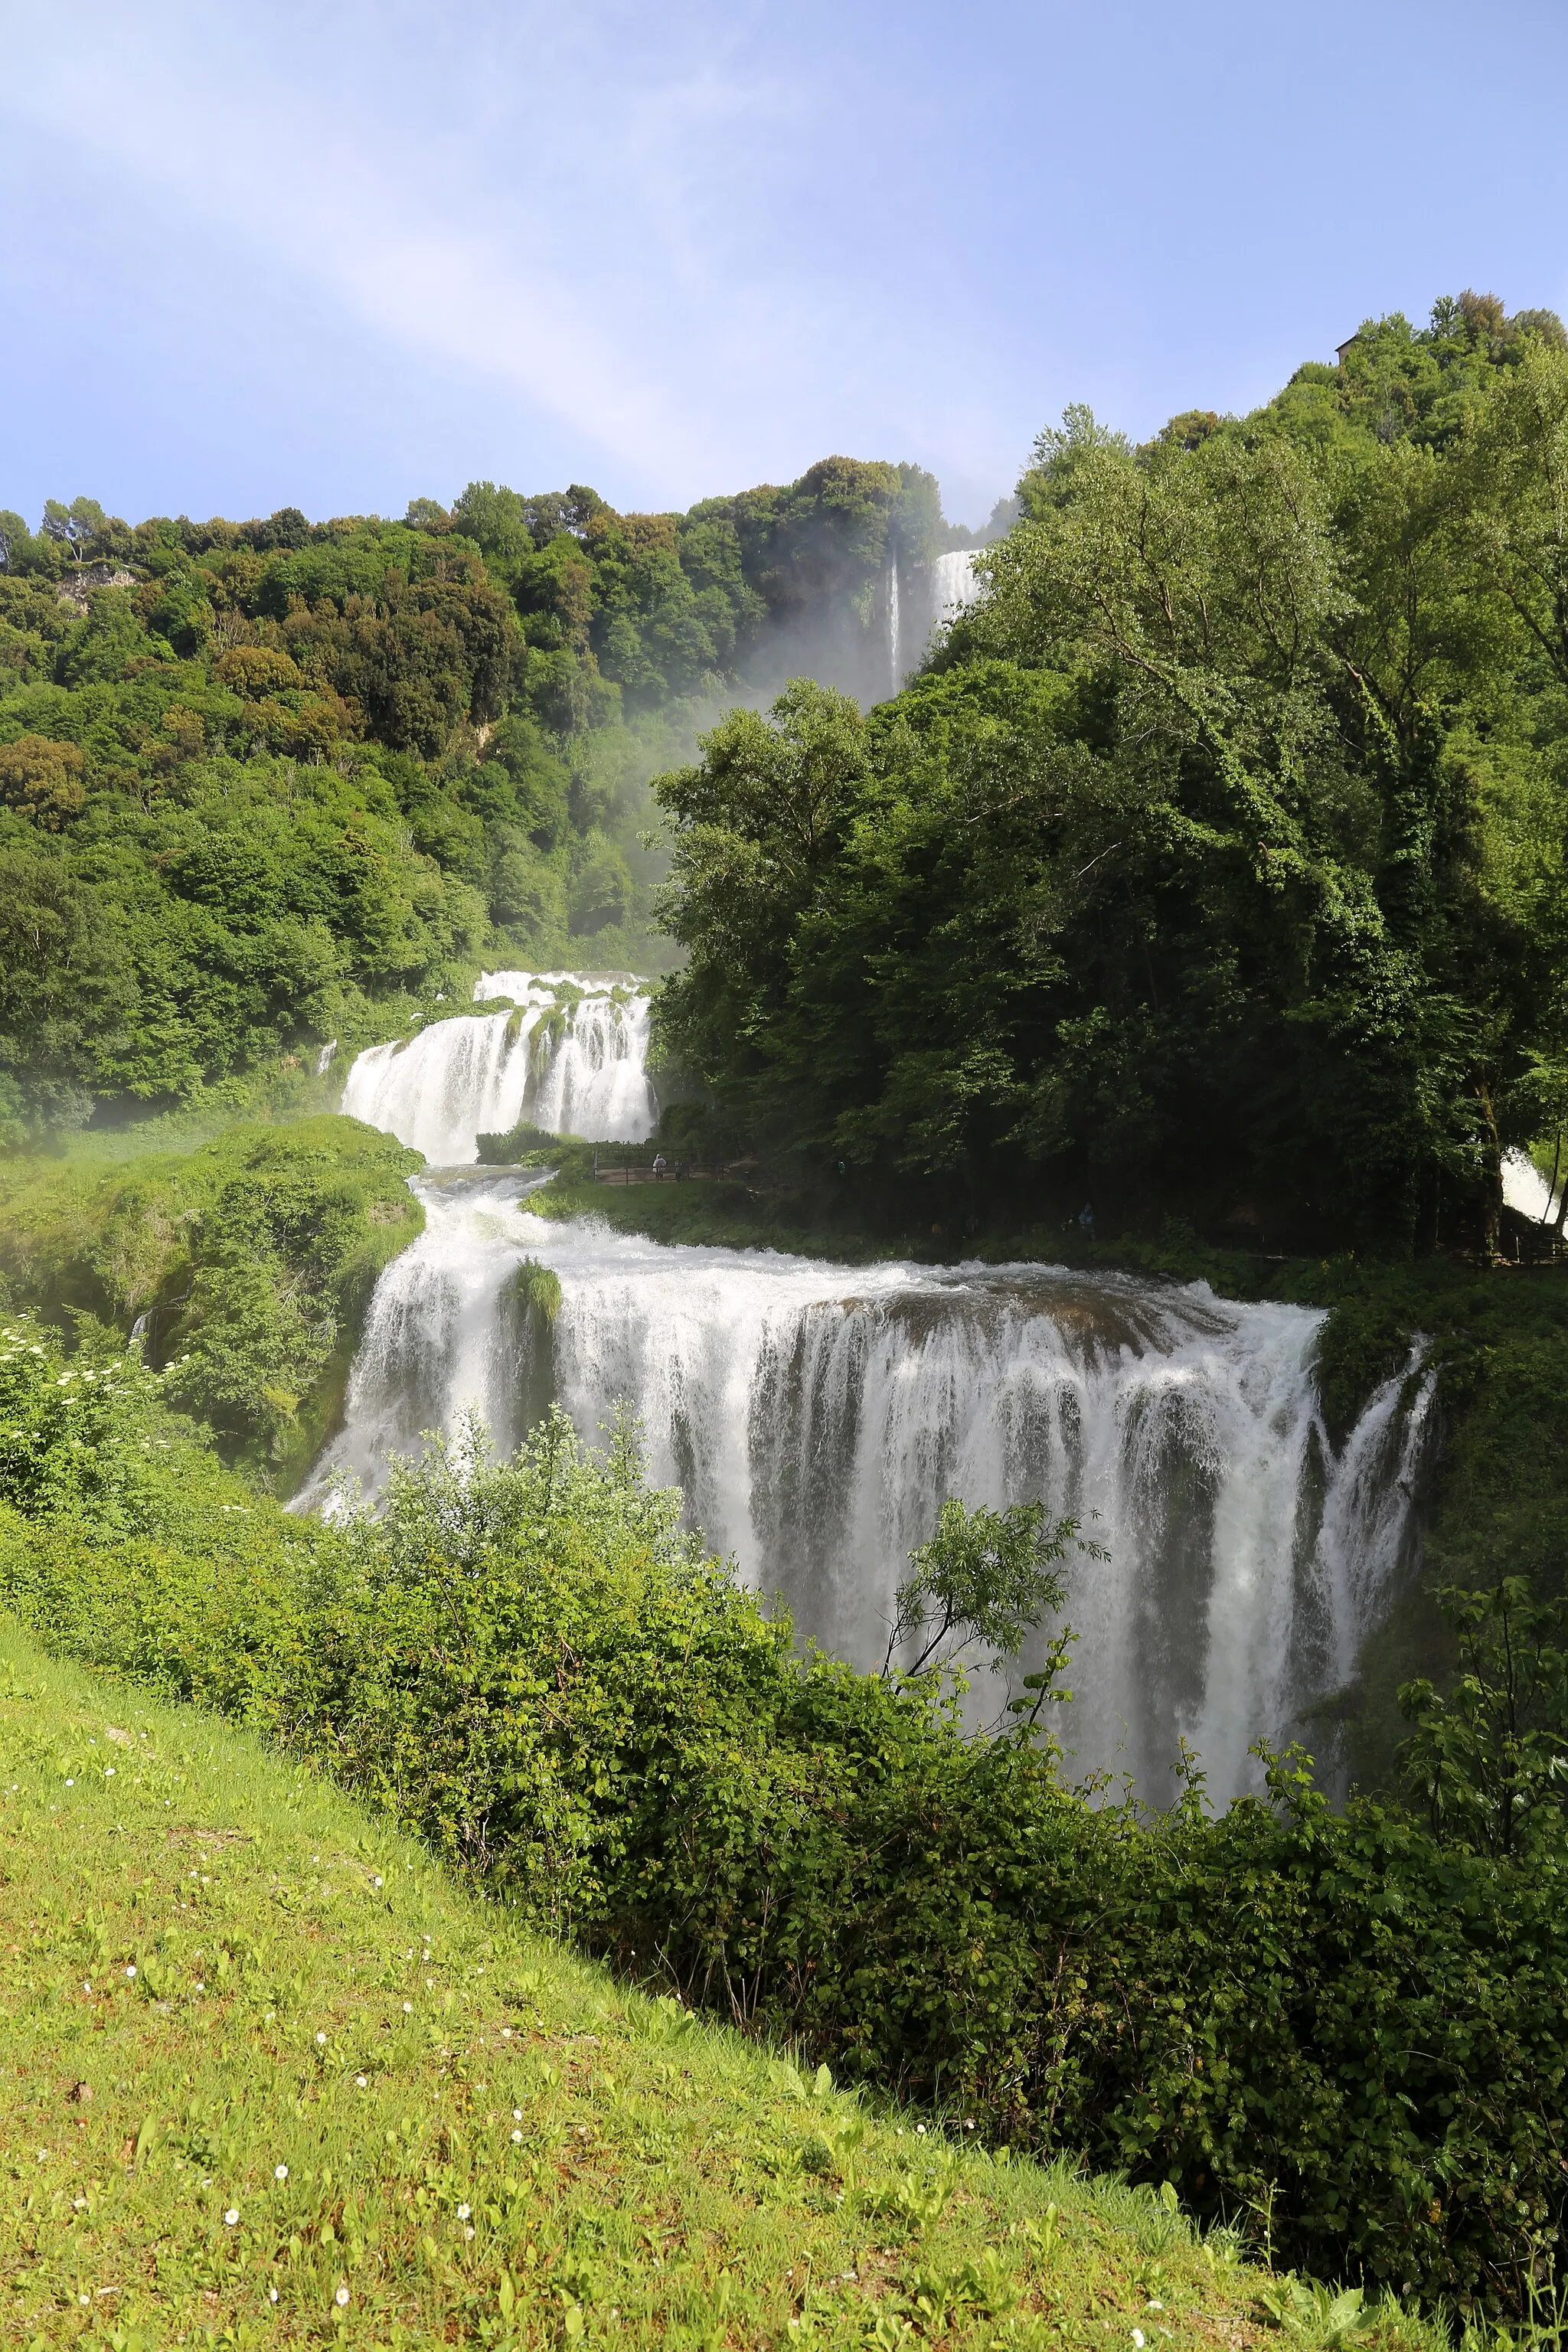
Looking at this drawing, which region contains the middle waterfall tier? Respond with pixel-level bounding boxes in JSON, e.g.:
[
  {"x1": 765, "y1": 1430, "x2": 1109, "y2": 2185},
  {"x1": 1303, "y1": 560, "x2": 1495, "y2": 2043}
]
[
  {"x1": 338, "y1": 970, "x2": 658, "y2": 1163},
  {"x1": 303, "y1": 1174, "x2": 1432, "y2": 1807}
]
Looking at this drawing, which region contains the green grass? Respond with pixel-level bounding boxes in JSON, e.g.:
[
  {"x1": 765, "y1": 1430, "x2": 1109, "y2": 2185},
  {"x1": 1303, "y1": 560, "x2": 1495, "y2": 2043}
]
[{"x1": 0, "y1": 1619, "x2": 1403, "y2": 2352}]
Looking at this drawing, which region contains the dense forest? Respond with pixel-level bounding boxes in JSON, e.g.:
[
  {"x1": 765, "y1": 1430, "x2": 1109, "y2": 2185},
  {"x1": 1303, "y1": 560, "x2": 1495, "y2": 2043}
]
[
  {"x1": 655, "y1": 293, "x2": 1568, "y2": 1254},
  {"x1": 0, "y1": 455, "x2": 975, "y2": 1143}
]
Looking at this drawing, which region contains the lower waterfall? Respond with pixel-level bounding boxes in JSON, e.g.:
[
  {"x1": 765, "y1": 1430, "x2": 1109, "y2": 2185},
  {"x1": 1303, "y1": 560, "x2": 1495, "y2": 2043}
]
[{"x1": 302, "y1": 1171, "x2": 1433, "y2": 1805}]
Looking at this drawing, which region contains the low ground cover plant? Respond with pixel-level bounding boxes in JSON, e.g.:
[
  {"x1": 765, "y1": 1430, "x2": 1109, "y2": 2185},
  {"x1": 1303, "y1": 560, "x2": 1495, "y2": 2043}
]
[
  {"x1": 2, "y1": 1319, "x2": 1566, "y2": 2319},
  {"x1": 5, "y1": 1626, "x2": 1277, "y2": 2347}
]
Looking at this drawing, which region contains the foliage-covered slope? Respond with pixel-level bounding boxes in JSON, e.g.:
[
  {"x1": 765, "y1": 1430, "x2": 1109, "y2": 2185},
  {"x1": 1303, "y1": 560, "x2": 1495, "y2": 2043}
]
[
  {"x1": 3, "y1": 1316, "x2": 1568, "y2": 2316},
  {"x1": 0, "y1": 1118, "x2": 420, "y2": 1479},
  {"x1": 652, "y1": 293, "x2": 1568, "y2": 1256},
  {"x1": 0, "y1": 1621, "x2": 1278, "y2": 2350},
  {"x1": 0, "y1": 459, "x2": 979, "y2": 1144}
]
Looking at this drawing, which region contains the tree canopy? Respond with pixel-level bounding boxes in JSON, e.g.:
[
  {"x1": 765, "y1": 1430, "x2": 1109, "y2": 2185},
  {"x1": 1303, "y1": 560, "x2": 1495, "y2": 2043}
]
[
  {"x1": 0, "y1": 456, "x2": 974, "y2": 1138},
  {"x1": 654, "y1": 293, "x2": 1568, "y2": 1252}
]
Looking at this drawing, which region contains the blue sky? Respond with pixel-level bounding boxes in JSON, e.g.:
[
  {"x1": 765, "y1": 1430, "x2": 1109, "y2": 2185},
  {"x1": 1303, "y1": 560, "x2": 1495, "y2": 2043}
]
[{"x1": 3, "y1": 0, "x2": 1566, "y2": 533}]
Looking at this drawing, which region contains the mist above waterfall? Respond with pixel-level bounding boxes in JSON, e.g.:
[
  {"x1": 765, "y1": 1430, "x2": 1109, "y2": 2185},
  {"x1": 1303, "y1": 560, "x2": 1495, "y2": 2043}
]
[
  {"x1": 305, "y1": 1171, "x2": 1432, "y2": 1806},
  {"x1": 753, "y1": 544, "x2": 987, "y2": 707}
]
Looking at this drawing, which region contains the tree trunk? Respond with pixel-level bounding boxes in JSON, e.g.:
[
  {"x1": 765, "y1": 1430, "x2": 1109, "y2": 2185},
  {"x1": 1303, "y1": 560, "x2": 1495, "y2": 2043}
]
[{"x1": 1477, "y1": 1080, "x2": 1504, "y2": 1262}]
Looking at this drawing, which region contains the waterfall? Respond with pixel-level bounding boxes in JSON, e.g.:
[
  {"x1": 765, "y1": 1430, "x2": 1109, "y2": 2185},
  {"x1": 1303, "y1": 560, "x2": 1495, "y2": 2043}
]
[
  {"x1": 909, "y1": 549, "x2": 984, "y2": 665},
  {"x1": 337, "y1": 971, "x2": 658, "y2": 1163},
  {"x1": 930, "y1": 548, "x2": 982, "y2": 619},
  {"x1": 1503, "y1": 1147, "x2": 1560, "y2": 1225},
  {"x1": 302, "y1": 1174, "x2": 1432, "y2": 1805},
  {"x1": 887, "y1": 559, "x2": 902, "y2": 695}
]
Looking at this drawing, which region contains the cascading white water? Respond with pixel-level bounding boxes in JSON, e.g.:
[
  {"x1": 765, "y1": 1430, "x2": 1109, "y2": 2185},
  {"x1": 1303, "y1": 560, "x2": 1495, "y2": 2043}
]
[
  {"x1": 929, "y1": 547, "x2": 982, "y2": 619},
  {"x1": 304, "y1": 1174, "x2": 1432, "y2": 1805},
  {"x1": 1503, "y1": 1147, "x2": 1561, "y2": 1226},
  {"x1": 887, "y1": 559, "x2": 902, "y2": 695},
  {"x1": 907, "y1": 549, "x2": 985, "y2": 667},
  {"x1": 337, "y1": 971, "x2": 658, "y2": 1163}
]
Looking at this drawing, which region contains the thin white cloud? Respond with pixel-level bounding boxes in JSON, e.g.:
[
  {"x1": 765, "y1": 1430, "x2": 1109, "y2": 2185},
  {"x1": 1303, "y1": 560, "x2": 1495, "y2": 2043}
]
[{"x1": 0, "y1": 0, "x2": 982, "y2": 503}]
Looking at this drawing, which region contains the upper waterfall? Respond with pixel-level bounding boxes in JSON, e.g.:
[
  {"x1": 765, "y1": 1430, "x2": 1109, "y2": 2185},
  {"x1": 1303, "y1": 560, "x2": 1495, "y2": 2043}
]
[
  {"x1": 1503, "y1": 1147, "x2": 1561, "y2": 1226},
  {"x1": 338, "y1": 971, "x2": 658, "y2": 1164},
  {"x1": 929, "y1": 547, "x2": 982, "y2": 619},
  {"x1": 302, "y1": 1171, "x2": 1434, "y2": 1807},
  {"x1": 887, "y1": 557, "x2": 903, "y2": 695},
  {"x1": 910, "y1": 548, "x2": 984, "y2": 668}
]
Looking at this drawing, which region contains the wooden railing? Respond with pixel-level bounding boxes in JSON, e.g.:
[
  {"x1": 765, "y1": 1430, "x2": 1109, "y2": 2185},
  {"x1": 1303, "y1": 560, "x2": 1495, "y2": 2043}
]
[{"x1": 591, "y1": 1152, "x2": 736, "y2": 1185}]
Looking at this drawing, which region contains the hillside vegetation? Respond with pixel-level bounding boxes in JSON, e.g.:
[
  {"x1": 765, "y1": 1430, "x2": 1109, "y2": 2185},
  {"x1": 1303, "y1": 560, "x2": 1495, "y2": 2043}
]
[
  {"x1": 4, "y1": 1318, "x2": 1568, "y2": 2319},
  {"x1": 652, "y1": 294, "x2": 1568, "y2": 1258},
  {"x1": 0, "y1": 1622, "x2": 1282, "y2": 2349},
  {"x1": 0, "y1": 1119, "x2": 420, "y2": 1481},
  {"x1": 0, "y1": 459, "x2": 972, "y2": 1142}
]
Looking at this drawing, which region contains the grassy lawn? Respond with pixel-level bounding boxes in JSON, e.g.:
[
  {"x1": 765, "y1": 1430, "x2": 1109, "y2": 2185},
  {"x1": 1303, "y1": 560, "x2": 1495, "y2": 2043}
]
[{"x1": 0, "y1": 1620, "x2": 1325, "y2": 2351}]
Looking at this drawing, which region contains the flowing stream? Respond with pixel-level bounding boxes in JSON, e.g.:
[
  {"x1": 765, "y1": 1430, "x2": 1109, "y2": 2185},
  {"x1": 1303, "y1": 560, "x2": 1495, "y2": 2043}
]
[{"x1": 308, "y1": 984, "x2": 1434, "y2": 1802}]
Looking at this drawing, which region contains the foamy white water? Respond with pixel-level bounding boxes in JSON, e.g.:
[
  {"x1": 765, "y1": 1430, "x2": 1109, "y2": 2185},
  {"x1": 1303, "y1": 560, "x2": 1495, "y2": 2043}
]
[
  {"x1": 338, "y1": 971, "x2": 657, "y2": 1162},
  {"x1": 904, "y1": 548, "x2": 985, "y2": 668},
  {"x1": 304, "y1": 1174, "x2": 1431, "y2": 1805},
  {"x1": 1504, "y1": 1148, "x2": 1560, "y2": 1225},
  {"x1": 929, "y1": 547, "x2": 982, "y2": 617},
  {"x1": 887, "y1": 557, "x2": 903, "y2": 694}
]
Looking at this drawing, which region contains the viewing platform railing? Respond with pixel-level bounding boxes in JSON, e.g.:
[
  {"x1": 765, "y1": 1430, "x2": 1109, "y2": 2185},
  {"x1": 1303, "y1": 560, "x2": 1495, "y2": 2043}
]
[{"x1": 591, "y1": 1152, "x2": 743, "y2": 1185}]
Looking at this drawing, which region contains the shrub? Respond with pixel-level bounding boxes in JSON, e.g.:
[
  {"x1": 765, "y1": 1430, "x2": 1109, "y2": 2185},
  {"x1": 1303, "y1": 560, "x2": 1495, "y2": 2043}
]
[
  {"x1": 0, "y1": 731, "x2": 85, "y2": 826},
  {"x1": 0, "y1": 1314, "x2": 164, "y2": 1524},
  {"x1": 3, "y1": 1385, "x2": 1568, "y2": 2311}
]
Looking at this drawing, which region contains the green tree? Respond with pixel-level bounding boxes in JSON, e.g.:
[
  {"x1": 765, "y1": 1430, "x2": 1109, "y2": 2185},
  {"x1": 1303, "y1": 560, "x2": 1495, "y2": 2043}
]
[
  {"x1": 880, "y1": 1494, "x2": 1077, "y2": 1682},
  {"x1": 655, "y1": 345, "x2": 1568, "y2": 1250},
  {"x1": 40, "y1": 496, "x2": 108, "y2": 560},
  {"x1": 654, "y1": 681, "x2": 868, "y2": 1126},
  {"x1": 0, "y1": 734, "x2": 86, "y2": 828},
  {"x1": 1398, "y1": 1579, "x2": 1568, "y2": 1857},
  {"x1": 162, "y1": 1255, "x2": 336, "y2": 1461}
]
